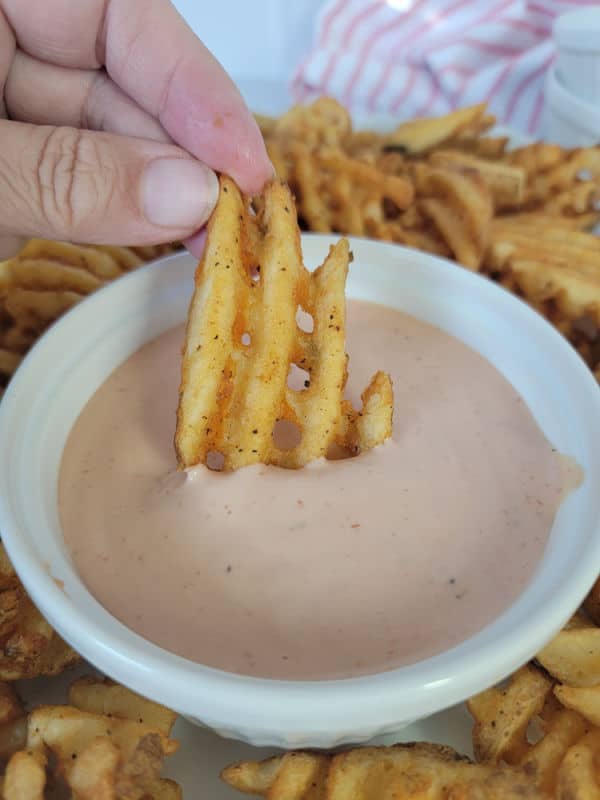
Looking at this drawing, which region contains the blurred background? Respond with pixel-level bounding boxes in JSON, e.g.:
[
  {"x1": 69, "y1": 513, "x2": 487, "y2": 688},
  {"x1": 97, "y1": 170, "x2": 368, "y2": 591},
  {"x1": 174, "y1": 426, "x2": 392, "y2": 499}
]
[
  {"x1": 172, "y1": 0, "x2": 600, "y2": 142},
  {"x1": 172, "y1": 0, "x2": 324, "y2": 114}
]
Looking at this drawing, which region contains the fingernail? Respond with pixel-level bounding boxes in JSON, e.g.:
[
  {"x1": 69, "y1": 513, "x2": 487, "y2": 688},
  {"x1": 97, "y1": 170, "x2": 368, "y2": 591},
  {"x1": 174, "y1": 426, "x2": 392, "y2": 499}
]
[{"x1": 142, "y1": 158, "x2": 219, "y2": 228}]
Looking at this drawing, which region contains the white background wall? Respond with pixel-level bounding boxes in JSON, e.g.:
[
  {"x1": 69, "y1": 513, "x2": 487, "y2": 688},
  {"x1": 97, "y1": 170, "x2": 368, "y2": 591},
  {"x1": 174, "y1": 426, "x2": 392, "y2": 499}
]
[{"x1": 172, "y1": 0, "x2": 325, "y2": 111}]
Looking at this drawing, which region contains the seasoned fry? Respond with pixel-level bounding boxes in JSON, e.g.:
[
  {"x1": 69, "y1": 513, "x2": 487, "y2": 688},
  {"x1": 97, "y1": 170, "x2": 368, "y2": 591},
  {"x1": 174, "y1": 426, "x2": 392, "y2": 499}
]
[
  {"x1": 176, "y1": 177, "x2": 393, "y2": 471},
  {"x1": 0, "y1": 544, "x2": 79, "y2": 681},
  {"x1": 3, "y1": 750, "x2": 47, "y2": 800},
  {"x1": 0, "y1": 240, "x2": 180, "y2": 391},
  {"x1": 383, "y1": 104, "x2": 489, "y2": 154},
  {"x1": 222, "y1": 742, "x2": 546, "y2": 799},
  {"x1": 428, "y1": 150, "x2": 525, "y2": 207},
  {"x1": 413, "y1": 163, "x2": 493, "y2": 269},
  {"x1": 0, "y1": 675, "x2": 182, "y2": 800},
  {"x1": 553, "y1": 684, "x2": 600, "y2": 727},
  {"x1": 467, "y1": 665, "x2": 553, "y2": 763},
  {"x1": 536, "y1": 622, "x2": 600, "y2": 687},
  {"x1": 68, "y1": 677, "x2": 177, "y2": 735},
  {"x1": 555, "y1": 729, "x2": 600, "y2": 799}
]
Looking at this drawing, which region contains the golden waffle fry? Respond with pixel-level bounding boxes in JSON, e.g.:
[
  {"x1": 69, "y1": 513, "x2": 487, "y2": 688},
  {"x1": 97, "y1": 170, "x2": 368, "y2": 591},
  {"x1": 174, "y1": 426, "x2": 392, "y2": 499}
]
[
  {"x1": 556, "y1": 729, "x2": 600, "y2": 799},
  {"x1": 0, "y1": 240, "x2": 180, "y2": 391},
  {"x1": 222, "y1": 742, "x2": 546, "y2": 800},
  {"x1": 525, "y1": 147, "x2": 600, "y2": 206},
  {"x1": 382, "y1": 104, "x2": 489, "y2": 155},
  {"x1": 273, "y1": 97, "x2": 352, "y2": 148},
  {"x1": 428, "y1": 150, "x2": 525, "y2": 208},
  {"x1": 413, "y1": 163, "x2": 493, "y2": 269},
  {"x1": 68, "y1": 677, "x2": 177, "y2": 735},
  {"x1": 517, "y1": 703, "x2": 589, "y2": 794},
  {"x1": 176, "y1": 177, "x2": 393, "y2": 471},
  {"x1": 541, "y1": 182, "x2": 600, "y2": 221},
  {"x1": 0, "y1": 675, "x2": 182, "y2": 800},
  {"x1": 484, "y1": 217, "x2": 600, "y2": 333},
  {"x1": 467, "y1": 665, "x2": 553, "y2": 764},
  {"x1": 451, "y1": 135, "x2": 509, "y2": 160},
  {"x1": 279, "y1": 142, "x2": 414, "y2": 237},
  {"x1": 3, "y1": 751, "x2": 47, "y2": 800},
  {"x1": 0, "y1": 543, "x2": 79, "y2": 680},
  {"x1": 553, "y1": 684, "x2": 600, "y2": 727},
  {"x1": 537, "y1": 620, "x2": 600, "y2": 688}
]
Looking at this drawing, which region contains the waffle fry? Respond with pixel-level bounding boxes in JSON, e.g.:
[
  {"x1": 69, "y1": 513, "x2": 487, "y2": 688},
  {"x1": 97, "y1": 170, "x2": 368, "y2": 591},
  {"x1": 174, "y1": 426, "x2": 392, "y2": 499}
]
[
  {"x1": 468, "y1": 607, "x2": 600, "y2": 796},
  {"x1": 222, "y1": 743, "x2": 546, "y2": 800},
  {"x1": 467, "y1": 665, "x2": 553, "y2": 764},
  {"x1": 260, "y1": 97, "x2": 600, "y2": 350},
  {"x1": 0, "y1": 676, "x2": 181, "y2": 800},
  {"x1": 483, "y1": 216, "x2": 600, "y2": 343},
  {"x1": 428, "y1": 150, "x2": 525, "y2": 208},
  {"x1": 176, "y1": 177, "x2": 393, "y2": 471},
  {"x1": 381, "y1": 103, "x2": 489, "y2": 155},
  {"x1": 413, "y1": 163, "x2": 493, "y2": 269},
  {"x1": 536, "y1": 618, "x2": 600, "y2": 688},
  {"x1": 0, "y1": 543, "x2": 78, "y2": 681},
  {"x1": 0, "y1": 240, "x2": 180, "y2": 389}
]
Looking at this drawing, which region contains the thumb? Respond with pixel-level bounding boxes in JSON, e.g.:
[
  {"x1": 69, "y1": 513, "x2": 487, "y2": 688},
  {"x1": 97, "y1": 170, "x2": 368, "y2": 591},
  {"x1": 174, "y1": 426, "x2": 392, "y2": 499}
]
[{"x1": 0, "y1": 120, "x2": 219, "y2": 245}]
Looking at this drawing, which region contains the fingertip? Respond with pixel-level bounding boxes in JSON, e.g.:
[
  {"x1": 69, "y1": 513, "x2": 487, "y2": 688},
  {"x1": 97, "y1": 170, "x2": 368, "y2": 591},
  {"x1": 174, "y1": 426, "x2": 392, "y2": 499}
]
[
  {"x1": 183, "y1": 229, "x2": 207, "y2": 260},
  {"x1": 226, "y1": 123, "x2": 275, "y2": 196}
]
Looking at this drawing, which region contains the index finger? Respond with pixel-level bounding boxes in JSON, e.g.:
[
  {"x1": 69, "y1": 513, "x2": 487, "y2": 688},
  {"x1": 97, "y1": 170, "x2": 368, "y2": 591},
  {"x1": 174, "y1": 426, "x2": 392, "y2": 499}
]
[{"x1": 0, "y1": 0, "x2": 272, "y2": 194}]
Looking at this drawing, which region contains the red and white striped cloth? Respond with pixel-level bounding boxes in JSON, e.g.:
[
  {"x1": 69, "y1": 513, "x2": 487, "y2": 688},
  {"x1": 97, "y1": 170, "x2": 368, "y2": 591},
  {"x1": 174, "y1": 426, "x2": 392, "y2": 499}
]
[{"x1": 293, "y1": 0, "x2": 599, "y2": 134}]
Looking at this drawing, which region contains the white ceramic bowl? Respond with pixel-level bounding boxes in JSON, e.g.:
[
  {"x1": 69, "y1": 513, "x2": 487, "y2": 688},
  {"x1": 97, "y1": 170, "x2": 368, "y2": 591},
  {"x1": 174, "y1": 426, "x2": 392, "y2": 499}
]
[
  {"x1": 1, "y1": 238, "x2": 600, "y2": 749},
  {"x1": 543, "y1": 65, "x2": 600, "y2": 147}
]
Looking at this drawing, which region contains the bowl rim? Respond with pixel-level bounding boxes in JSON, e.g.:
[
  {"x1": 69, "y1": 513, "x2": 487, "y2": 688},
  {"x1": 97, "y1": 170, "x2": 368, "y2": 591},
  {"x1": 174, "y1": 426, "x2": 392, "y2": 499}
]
[
  {"x1": 546, "y1": 64, "x2": 600, "y2": 129},
  {"x1": 1, "y1": 236, "x2": 600, "y2": 744}
]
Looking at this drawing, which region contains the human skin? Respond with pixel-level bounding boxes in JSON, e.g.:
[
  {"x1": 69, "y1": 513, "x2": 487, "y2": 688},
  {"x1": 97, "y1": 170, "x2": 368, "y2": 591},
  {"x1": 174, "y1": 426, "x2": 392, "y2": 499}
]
[{"x1": 0, "y1": 0, "x2": 273, "y2": 258}]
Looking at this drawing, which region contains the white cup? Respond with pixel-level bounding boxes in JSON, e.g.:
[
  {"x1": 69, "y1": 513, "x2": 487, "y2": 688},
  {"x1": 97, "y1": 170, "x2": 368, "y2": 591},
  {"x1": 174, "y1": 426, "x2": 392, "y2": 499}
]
[
  {"x1": 543, "y1": 65, "x2": 600, "y2": 146},
  {"x1": 554, "y1": 7, "x2": 600, "y2": 106}
]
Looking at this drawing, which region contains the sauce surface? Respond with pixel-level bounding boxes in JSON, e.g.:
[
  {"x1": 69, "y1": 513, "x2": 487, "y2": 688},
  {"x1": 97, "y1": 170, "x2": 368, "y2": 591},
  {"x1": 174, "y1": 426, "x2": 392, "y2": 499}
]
[{"x1": 59, "y1": 301, "x2": 568, "y2": 680}]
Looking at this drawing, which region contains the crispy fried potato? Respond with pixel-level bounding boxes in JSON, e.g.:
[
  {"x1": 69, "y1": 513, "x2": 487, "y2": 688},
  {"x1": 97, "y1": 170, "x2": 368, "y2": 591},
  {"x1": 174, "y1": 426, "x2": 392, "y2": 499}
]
[
  {"x1": 176, "y1": 177, "x2": 393, "y2": 471},
  {"x1": 537, "y1": 624, "x2": 600, "y2": 687},
  {"x1": 273, "y1": 97, "x2": 352, "y2": 149},
  {"x1": 0, "y1": 240, "x2": 180, "y2": 393},
  {"x1": 556, "y1": 729, "x2": 600, "y2": 799},
  {"x1": 428, "y1": 150, "x2": 525, "y2": 208},
  {"x1": 383, "y1": 104, "x2": 489, "y2": 155},
  {"x1": 467, "y1": 665, "x2": 553, "y2": 764},
  {"x1": 3, "y1": 750, "x2": 47, "y2": 800},
  {"x1": 553, "y1": 684, "x2": 600, "y2": 727},
  {"x1": 413, "y1": 163, "x2": 493, "y2": 269},
  {"x1": 0, "y1": 544, "x2": 79, "y2": 681},
  {"x1": 484, "y1": 218, "x2": 600, "y2": 334},
  {"x1": 222, "y1": 742, "x2": 545, "y2": 800},
  {"x1": 518, "y1": 704, "x2": 589, "y2": 793},
  {"x1": 69, "y1": 677, "x2": 177, "y2": 736},
  {"x1": 0, "y1": 676, "x2": 181, "y2": 799},
  {"x1": 27, "y1": 706, "x2": 177, "y2": 761}
]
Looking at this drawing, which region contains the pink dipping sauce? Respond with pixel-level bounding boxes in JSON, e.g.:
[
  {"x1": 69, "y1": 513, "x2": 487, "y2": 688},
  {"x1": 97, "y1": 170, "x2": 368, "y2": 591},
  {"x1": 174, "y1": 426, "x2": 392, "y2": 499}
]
[{"x1": 59, "y1": 300, "x2": 573, "y2": 680}]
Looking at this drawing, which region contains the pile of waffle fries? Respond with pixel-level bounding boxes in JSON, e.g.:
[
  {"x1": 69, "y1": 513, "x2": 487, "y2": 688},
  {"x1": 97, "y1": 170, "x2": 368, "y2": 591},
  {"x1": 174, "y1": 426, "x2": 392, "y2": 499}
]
[
  {"x1": 259, "y1": 98, "x2": 600, "y2": 382},
  {"x1": 223, "y1": 582, "x2": 600, "y2": 799},
  {"x1": 0, "y1": 671, "x2": 181, "y2": 799},
  {"x1": 0, "y1": 241, "x2": 179, "y2": 396}
]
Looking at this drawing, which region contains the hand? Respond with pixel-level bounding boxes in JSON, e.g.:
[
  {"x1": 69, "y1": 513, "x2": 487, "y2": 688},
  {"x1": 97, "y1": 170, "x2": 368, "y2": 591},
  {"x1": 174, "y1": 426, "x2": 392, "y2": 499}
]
[{"x1": 0, "y1": 0, "x2": 272, "y2": 258}]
